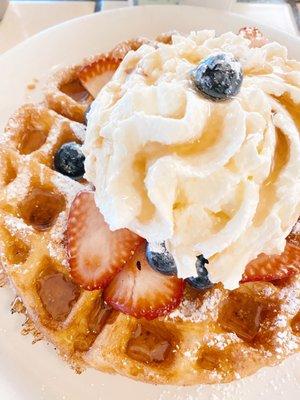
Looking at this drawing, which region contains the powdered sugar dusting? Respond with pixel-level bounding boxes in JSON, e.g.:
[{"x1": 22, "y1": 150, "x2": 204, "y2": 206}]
[
  {"x1": 70, "y1": 122, "x2": 86, "y2": 142},
  {"x1": 51, "y1": 172, "x2": 84, "y2": 205},
  {"x1": 50, "y1": 211, "x2": 68, "y2": 243},
  {"x1": 278, "y1": 280, "x2": 300, "y2": 315},
  {"x1": 47, "y1": 241, "x2": 68, "y2": 268},
  {"x1": 6, "y1": 167, "x2": 30, "y2": 202},
  {"x1": 168, "y1": 287, "x2": 224, "y2": 322},
  {"x1": 3, "y1": 215, "x2": 34, "y2": 238},
  {"x1": 205, "y1": 332, "x2": 240, "y2": 350},
  {"x1": 274, "y1": 330, "x2": 298, "y2": 353}
]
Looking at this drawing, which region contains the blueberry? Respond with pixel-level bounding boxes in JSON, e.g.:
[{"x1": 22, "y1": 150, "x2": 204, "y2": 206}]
[
  {"x1": 146, "y1": 242, "x2": 177, "y2": 276},
  {"x1": 191, "y1": 53, "x2": 243, "y2": 101},
  {"x1": 186, "y1": 255, "x2": 213, "y2": 290},
  {"x1": 84, "y1": 104, "x2": 91, "y2": 125},
  {"x1": 54, "y1": 142, "x2": 85, "y2": 180}
]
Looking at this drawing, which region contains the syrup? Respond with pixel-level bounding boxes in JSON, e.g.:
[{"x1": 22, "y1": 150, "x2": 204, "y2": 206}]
[
  {"x1": 18, "y1": 187, "x2": 66, "y2": 231},
  {"x1": 126, "y1": 324, "x2": 171, "y2": 364},
  {"x1": 291, "y1": 312, "x2": 300, "y2": 335},
  {"x1": 1, "y1": 226, "x2": 30, "y2": 264},
  {"x1": 88, "y1": 298, "x2": 111, "y2": 334},
  {"x1": 198, "y1": 346, "x2": 226, "y2": 371},
  {"x1": 60, "y1": 80, "x2": 91, "y2": 104},
  {"x1": 218, "y1": 290, "x2": 263, "y2": 341},
  {"x1": 36, "y1": 267, "x2": 80, "y2": 322},
  {"x1": 0, "y1": 153, "x2": 17, "y2": 185},
  {"x1": 11, "y1": 296, "x2": 26, "y2": 314},
  {"x1": 73, "y1": 298, "x2": 112, "y2": 352},
  {"x1": 18, "y1": 128, "x2": 48, "y2": 155}
]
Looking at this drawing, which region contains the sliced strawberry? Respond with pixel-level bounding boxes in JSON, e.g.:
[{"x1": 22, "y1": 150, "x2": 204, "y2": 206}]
[
  {"x1": 241, "y1": 242, "x2": 300, "y2": 283},
  {"x1": 104, "y1": 243, "x2": 185, "y2": 320},
  {"x1": 239, "y1": 27, "x2": 268, "y2": 48},
  {"x1": 67, "y1": 191, "x2": 143, "y2": 290},
  {"x1": 78, "y1": 55, "x2": 120, "y2": 98}
]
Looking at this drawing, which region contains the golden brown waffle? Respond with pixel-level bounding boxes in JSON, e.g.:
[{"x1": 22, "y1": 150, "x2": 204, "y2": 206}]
[
  {"x1": 2, "y1": 104, "x2": 86, "y2": 168},
  {"x1": 0, "y1": 35, "x2": 299, "y2": 386}
]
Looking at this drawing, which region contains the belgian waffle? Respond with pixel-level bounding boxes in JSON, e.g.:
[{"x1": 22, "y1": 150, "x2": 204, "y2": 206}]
[{"x1": 0, "y1": 35, "x2": 299, "y2": 386}]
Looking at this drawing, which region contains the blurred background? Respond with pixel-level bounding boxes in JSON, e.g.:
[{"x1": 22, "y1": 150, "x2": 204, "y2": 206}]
[{"x1": 0, "y1": 0, "x2": 299, "y2": 54}]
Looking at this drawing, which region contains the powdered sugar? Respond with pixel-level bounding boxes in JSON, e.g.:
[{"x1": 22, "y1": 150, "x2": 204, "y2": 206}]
[
  {"x1": 70, "y1": 122, "x2": 86, "y2": 142},
  {"x1": 5, "y1": 167, "x2": 30, "y2": 202},
  {"x1": 205, "y1": 332, "x2": 240, "y2": 350},
  {"x1": 3, "y1": 214, "x2": 34, "y2": 239},
  {"x1": 51, "y1": 171, "x2": 84, "y2": 205},
  {"x1": 274, "y1": 330, "x2": 298, "y2": 353},
  {"x1": 168, "y1": 287, "x2": 224, "y2": 322}
]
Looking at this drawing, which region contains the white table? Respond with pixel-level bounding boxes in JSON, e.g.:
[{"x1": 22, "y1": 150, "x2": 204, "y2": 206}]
[{"x1": 0, "y1": 0, "x2": 298, "y2": 54}]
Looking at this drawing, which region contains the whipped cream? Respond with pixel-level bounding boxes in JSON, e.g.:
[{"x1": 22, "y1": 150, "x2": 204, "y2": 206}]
[{"x1": 84, "y1": 31, "x2": 300, "y2": 289}]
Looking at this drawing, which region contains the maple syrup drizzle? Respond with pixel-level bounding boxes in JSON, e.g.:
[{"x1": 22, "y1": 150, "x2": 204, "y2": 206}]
[
  {"x1": 10, "y1": 297, "x2": 43, "y2": 344},
  {"x1": 11, "y1": 296, "x2": 26, "y2": 314},
  {"x1": 60, "y1": 80, "x2": 91, "y2": 103},
  {"x1": 18, "y1": 128, "x2": 48, "y2": 155},
  {"x1": 0, "y1": 154, "x2": 17, "y2": 186},
  {"x1": 36, "y1": 268, "x2": 80, "y2": 322},
  {"x1": 18, "y1": 188, "x2": 66, "y2": 231},
  {"x1": 291, "y1": 312, "x2": 300, "y2": 335},
  {"x1": 126, "y1": 324, "x2": 171, "y2": 364},
  {"x1": 218, "y1": 290, "x2": 263, "y2": 341}
]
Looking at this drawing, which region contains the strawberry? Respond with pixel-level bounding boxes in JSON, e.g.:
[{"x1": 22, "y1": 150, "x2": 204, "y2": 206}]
[
  {"x1": 104, "y1": 243, "x2": 185, "y2": 320},
  {"x1": 78, "y1": 55, "x2": 120, "y2": 98},
  {"x1": 239, "y1": 27, "x2": 268, "y2": 48},
  {"x1": 241, "y1": 242, "x2": 300, "y2": 283},
  {"x1": 67, "y1": 191, "x2": 143, "y2": 290}
]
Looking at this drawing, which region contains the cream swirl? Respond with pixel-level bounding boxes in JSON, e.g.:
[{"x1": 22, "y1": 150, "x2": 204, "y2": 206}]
[{"x1": 84, "y1": 31, "x2": 300, "y2": 288}]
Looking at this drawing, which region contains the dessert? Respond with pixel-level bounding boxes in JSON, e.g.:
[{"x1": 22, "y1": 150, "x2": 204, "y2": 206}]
[{"x1": 0, "y1": 28, "x2": 299, "y2": 385}]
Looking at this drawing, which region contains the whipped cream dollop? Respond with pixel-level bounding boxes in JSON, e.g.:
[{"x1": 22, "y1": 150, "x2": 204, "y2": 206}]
[{"x1": 84, "y1": 31, "x2": 300, "y2": 289}]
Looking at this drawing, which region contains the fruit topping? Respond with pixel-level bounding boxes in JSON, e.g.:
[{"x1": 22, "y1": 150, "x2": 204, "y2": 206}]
[
  {"x1": 241, "y1": 242, "x2": 300, "y2": 283},
  {"x1": 54, "y1": 141, "x2": 85, "y2": 180},
  {"x1": 239, "y1": 27, "x2": 268, "y2": 48},
  {"x1": 78, "y1": 55, "x2": 120, "y2": 98},
  {"x1": 104, "y1": 243, "x2": 185, "y2": 320},
  {"x1": 145, "y1": 242, "x2": 177, "y2": 276},
  {"x1": 67, "y1": 191, "x2": 143, "y2": 290},
  {"x1": 186, "y1": 255, "x2": 213, "y2": 290},
  {"x1": 191, "y1": 53, "x2": 243, "y2": 101}
]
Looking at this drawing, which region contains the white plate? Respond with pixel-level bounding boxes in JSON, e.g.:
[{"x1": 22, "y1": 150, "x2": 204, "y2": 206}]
[{"x1": 0, "y1": 5, "x2": 299, "y2": 400}]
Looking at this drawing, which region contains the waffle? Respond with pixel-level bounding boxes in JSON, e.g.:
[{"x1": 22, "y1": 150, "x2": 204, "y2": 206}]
[{"x1": 0, "y1": 36, "x2": 299, "y2": 386}]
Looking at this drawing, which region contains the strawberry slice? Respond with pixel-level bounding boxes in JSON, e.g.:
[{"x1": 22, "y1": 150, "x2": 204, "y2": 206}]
[
  {"x1": 239, "y1": 27, "x2": 268, "y2": 48},
  {"x1": 78, "y1": 55, "x2": 120, "y2": 98},
  {"x1": 67, "y1": 191, "x2": 143, "y2": 290},
  {"x1": 104, "y1": 243, "x2": 185, "y2": 320},
  {"x1": 241, "y1": 242, "x2": 300, "y2": 283}
]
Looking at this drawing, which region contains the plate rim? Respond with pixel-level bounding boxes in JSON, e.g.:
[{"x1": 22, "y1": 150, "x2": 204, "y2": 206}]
[{"x1": 1, "y1": 4, "x2": 300, "y2": 62}]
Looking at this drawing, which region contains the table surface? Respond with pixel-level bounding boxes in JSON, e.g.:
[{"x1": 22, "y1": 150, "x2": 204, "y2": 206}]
[{"x1": 0, "y1": 0, "x2": 299, "y2": 55}]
